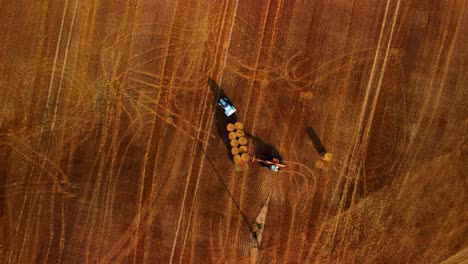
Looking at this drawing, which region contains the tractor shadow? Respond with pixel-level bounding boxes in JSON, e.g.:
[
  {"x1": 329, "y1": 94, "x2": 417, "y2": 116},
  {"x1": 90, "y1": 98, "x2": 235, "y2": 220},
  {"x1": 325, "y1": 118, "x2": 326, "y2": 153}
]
[
  {"x1": 208, "y1": 77, "x2": 237, "y2": 161},
  {"x1": 245, "y1": 132, "x2": 283, "y2": 168}
]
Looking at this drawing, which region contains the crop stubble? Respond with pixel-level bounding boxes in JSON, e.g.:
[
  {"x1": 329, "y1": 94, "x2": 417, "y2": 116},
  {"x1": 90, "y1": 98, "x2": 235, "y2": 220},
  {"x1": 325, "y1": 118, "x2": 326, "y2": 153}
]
[{"x1": 0, "y1": 0, "x2": 466, "y2": 263}]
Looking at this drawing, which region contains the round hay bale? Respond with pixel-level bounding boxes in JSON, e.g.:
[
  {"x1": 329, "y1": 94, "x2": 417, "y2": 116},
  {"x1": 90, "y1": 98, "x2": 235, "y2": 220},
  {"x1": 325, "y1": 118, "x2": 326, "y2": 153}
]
[
  {"x1": 234, "y1": 122, "x2": 243, "y2": 130},
  {"x1": 241, "y1": 153, "x2": 250, "y2": 162},
  {"x1": 238, "y1": 137, "x2": 247, "y2": 145},
  {"x1": 236, "y1": 129, "x2": 245, "y2": 138},
  {"x1": 315, "y1": 160, "x2": 324, "y2": 169},
  {"x1": 230, "y1": 139, "x2": 239, "y2": 147},
  {"x1": 233, "y1": 155, "x2": 241, "y2": 164},
  {"x1": 226, "y1": 123, "x2": 235, "y2": 132},
  {"x1": 239, "y1": 146, "x2": 248, "y2": 153},
  {"x1": 321, "y1": 152, "x2": 333, "y2": 162},
  {"x1": 231, "y1": 147, "x2": 239, "y2": 155},
  {"x1": 228, "y1": 132, "x2": 237, "y2": 140}
]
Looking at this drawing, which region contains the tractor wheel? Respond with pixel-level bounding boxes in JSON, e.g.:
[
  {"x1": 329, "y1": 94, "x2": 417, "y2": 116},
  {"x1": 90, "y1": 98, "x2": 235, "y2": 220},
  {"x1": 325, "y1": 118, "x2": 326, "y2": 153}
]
[
  {"x1": 230, "y1": 139, "x2": 239, "y2": 147},
  {"x1": 233, "y1": 155, "x2": 241, "y2": 164},
  {"x1": 231, "y1": 147, "x2": 239, "y2": 155},
  {"x1": 234, "y1": 122, "x2": 243, "y2": 130},
  {"x1": 235, "y1": 129, "x2": 245, "y2": 138},
  {"x1": 228, "y1": 132, "x2": 237, "y2": 140},
  {"x1": 239, "y1": 146, "x2": 248, "y2": 153},
  {"x1": 241, "y1": 153, "x2": 251, "y2": 162},
  {"x1": 238, "y1": 137, "x2": 247, "y2": 145},
  {"x1": 226, "y1": 123, "x2": 235, "y2": 132}
]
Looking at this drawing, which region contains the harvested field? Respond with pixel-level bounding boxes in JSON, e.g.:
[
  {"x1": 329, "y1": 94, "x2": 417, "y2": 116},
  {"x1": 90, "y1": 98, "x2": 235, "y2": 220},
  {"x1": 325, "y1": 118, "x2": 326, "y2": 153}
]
[{"x1": 0, "y1": 0, "x2": 467, "y2": 263}]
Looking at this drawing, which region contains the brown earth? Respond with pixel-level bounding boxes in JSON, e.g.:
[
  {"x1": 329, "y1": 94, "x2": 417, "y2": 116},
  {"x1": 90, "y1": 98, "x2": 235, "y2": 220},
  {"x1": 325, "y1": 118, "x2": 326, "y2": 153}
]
[{"x1": 0, "y1": 0, "x2": 467, "y2": 263}]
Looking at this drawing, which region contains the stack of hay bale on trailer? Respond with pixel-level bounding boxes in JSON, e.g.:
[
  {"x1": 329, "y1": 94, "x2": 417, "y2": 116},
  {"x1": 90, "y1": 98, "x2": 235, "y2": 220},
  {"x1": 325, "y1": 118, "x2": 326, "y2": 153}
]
[{"x1": 227, "y1": 122, "x2": 250, "y2": 171}]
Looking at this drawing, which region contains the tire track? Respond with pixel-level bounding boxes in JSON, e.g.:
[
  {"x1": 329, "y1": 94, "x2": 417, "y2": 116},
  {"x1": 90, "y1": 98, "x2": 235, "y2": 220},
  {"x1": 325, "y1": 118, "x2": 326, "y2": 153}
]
[
  {"x1": 239, "y1": 0, "x2": 272, "y2": 124},
  {"x1": 338, "y1": 0, "x2": 401, "y2": 257},
  {"x1": 93, "y1": 2, "x2": 225, "y2": 262},
  {"x1": 224, "y1": 0, "x2": 275, "y2": 258},
  {"x1": 305, "y1": 0, "x2": 397, "y2": 260},
  {"x1": 41, "y1": 1, "x2": 80, "y2": 262},
  {"x1": 11, "y1": 0, "x2": 73, "y2": 261},
  {"x1": 170, "y1": 0, "x2": 240, "y2": 262}
]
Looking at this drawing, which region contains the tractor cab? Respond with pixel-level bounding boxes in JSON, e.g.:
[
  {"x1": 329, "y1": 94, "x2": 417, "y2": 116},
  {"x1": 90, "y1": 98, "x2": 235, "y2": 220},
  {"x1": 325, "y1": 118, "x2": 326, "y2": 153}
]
[
  {"x1": 218, "y1": 97, "x2": 236, "y2": 117},
  {"x1": 252, "y1": 156, "x2": 285, "y2": 172},
  {"x1": 266, "y1": 158, "x2": 284, "y2": 172}
]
